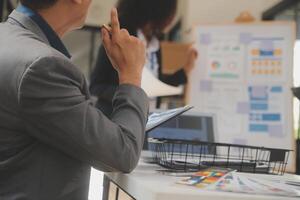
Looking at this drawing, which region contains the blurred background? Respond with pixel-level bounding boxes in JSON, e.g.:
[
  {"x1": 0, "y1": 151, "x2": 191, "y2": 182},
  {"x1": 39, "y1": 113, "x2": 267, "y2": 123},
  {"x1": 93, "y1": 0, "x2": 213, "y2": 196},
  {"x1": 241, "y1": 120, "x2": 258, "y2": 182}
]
[{"x1": 1, "y1": 1, "x2": 300, "y2": 199}]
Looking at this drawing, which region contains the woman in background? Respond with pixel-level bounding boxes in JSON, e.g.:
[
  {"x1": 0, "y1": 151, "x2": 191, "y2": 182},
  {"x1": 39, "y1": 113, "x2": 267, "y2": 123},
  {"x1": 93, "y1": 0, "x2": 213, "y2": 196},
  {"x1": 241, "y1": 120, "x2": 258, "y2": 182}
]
[{"x1": 90, "y1": 0, "x2": 197, "y2": 115}]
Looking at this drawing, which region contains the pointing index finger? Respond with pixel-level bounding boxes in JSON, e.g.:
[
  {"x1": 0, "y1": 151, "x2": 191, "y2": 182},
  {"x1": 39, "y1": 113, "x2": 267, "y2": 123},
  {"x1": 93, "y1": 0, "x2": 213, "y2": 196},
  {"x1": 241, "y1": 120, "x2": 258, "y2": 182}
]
[{"x1": 111, "y1": 8, "x2": 120, "y2": 34}]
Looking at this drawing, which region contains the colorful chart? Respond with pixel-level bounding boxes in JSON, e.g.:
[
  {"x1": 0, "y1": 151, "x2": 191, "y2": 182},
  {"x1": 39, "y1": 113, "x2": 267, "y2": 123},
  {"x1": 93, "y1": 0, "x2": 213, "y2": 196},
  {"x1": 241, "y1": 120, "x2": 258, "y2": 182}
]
[
  {"x1": 247, "y1": 85, "x2": 284, "y2": 137},
  {"x1": 205, "y1": 36, "x2": 244, "y2": 81},
  {"x1": 188, "y1": 22, "x2": 294, "y2": 171},
  {"x1": 177, "y1": 168, "x2": 232, "y2": 188},
  {"x1": 247, "y1": 38, "x2": 285, "y2": 81}
]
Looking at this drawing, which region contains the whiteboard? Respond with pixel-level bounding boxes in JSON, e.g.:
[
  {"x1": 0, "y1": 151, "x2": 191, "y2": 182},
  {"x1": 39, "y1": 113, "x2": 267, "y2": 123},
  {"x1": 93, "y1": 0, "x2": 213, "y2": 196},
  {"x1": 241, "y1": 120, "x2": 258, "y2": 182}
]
[{"x1": 186, "y1": 22, "x2": 295, "y2": 171}]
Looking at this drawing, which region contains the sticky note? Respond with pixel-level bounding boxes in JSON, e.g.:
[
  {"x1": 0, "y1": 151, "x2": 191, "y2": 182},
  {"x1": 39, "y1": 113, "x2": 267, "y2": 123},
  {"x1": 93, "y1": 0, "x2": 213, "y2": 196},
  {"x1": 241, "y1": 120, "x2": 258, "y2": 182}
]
[
  {"x1": 271, "y1": 86, "x2": 282, "y2": 93},
  {"x1": 264, "y1": 60, "x2": 269, "y2": 66},
  {"x1": 274, "y1": 49, "x2": 282, "y2": 56},
  {"x1": 249, "y1": 124, "x2": 268, "y2": 132},
  {"x1": 261, "y1": 40, "x2": 274, "y2": 51},
  {"x1": 250, "y1": 103, "x2": 268, "y2": 110},
  {"x1": 250, "y1": 86, "x2": 267, "y2": 99},
  {"x1": 200, "y1": 80, "x2": 213, "y2": 92},
  {"x1": 251, "y1": 49, "x2": 259, "y2": 56},
  {"x1": 240, "y1": 33, "x2": 252, "y2": 44},
  {"x1": 262, "y1": 114, "x2": 281, "y2": 121},
  {"x1": 200, "y1": 34, "x2": 211, "y2": 45},
  {"x1": 236, "y1": 102, "x2": 250, "y2": 114},
  {"x1": 268, "y1": 125, "x2": 284, "y2": 137}
]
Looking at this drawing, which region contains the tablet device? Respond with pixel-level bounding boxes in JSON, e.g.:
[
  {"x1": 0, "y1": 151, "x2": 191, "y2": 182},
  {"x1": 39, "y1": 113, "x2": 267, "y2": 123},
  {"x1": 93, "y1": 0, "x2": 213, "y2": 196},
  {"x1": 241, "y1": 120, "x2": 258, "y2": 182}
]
[{"x1": 146, "y1": 105, "x2": 193, "y2": 132}]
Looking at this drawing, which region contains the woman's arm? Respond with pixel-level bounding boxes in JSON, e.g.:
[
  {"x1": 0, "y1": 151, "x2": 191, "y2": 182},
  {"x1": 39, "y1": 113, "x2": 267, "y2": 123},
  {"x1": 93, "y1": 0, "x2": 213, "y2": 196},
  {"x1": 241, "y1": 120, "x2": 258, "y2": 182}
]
[
  {"x1": 158, "y1": 46, "x2": 198, "y2": 86},
  {"x1": 159, "y1": 68, "x2": 188, "y2": 86}
]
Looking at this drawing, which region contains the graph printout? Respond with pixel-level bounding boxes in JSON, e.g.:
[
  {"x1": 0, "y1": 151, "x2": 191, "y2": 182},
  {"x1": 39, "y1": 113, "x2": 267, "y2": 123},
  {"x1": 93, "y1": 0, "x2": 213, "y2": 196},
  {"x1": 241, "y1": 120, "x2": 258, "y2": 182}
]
[{"x1": 188, "y1": 23, "x2": 294, "y2": 170}]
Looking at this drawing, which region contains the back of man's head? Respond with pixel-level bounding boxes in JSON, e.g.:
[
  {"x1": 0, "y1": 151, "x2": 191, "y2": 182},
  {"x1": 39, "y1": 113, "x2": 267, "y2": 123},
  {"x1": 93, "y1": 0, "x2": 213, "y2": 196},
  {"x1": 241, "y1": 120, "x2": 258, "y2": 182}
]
[{"x1": 20, "y1": 0, "x2": 58, "y2": 10}]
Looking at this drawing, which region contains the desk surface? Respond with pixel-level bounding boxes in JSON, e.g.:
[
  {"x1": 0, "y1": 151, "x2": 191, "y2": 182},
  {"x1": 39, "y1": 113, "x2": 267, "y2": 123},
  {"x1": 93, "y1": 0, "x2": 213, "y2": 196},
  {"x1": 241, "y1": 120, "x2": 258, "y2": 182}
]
[{"x1": 105, "y1": 157, "x2": 300, "y2": 200}]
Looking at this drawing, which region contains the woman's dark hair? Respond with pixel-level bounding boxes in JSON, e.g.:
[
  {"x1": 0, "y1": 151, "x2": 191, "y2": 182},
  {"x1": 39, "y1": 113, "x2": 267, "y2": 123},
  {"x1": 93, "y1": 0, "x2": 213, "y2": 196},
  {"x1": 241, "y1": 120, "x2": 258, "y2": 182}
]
[
  {"x1": 117, "y1": 0, "x2": 177, "y2": 32},
  {"x1": 20, "y1": 0, "x2": 58, "y2": 10}
]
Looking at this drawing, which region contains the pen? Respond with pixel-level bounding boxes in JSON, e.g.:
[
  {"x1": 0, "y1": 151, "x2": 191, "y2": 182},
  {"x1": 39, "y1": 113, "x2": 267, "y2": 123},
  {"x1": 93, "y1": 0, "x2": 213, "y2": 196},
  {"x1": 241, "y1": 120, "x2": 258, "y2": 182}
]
[{"x1": 101, "y1": 24, "x2": 112, "y2": 35}]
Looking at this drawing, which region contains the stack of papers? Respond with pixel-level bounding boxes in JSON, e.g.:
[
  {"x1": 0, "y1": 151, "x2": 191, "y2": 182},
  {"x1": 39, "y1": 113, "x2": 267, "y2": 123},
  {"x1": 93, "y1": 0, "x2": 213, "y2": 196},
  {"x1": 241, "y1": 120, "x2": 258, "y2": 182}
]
[
  {"x1": 177, "y1": 168, "x2": 233, "y2": 188},
  {"x1": 209, "y1": 172, "x2": 300, "y2": 197},
  {"x1": 141, "y1": 67, "x2": 183, "y2": 97},
  {"x1": 178, "y1": 170, "x2": 300, "y2": 197}
]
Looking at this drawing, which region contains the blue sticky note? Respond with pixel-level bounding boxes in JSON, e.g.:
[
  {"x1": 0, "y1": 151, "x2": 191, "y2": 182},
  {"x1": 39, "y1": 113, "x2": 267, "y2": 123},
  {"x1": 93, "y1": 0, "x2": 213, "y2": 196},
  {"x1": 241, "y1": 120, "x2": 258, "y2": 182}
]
[
  {"x1": 260, "y1": 50, "x2": 274, "y2": 56},
  {"x1": 249, "y1": 124, "x2": 268, "y2": 132},
  {"x1": 250, "y1": 103, "x2": 268, "y2": 110},
  {"x1": 271, "y1": 86, "x2": 282, "y2": 93},
  {"x1": 262, "y1": 114, "x2": 281, "y2": 121}
]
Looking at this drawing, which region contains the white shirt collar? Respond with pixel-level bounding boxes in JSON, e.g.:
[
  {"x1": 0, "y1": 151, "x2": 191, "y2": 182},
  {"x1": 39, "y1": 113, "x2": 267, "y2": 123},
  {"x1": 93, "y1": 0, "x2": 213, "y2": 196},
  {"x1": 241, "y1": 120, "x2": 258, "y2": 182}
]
[{"x1": 137, "y1": 29, "x2": 160, "y2": 53}]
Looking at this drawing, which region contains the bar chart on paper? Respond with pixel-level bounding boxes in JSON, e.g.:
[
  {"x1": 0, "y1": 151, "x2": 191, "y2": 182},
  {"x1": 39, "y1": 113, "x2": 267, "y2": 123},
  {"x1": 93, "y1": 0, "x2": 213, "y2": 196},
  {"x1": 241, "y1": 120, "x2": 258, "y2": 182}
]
[{"x1": 187, "y1": 22, "x2": 295, "y2": 171}]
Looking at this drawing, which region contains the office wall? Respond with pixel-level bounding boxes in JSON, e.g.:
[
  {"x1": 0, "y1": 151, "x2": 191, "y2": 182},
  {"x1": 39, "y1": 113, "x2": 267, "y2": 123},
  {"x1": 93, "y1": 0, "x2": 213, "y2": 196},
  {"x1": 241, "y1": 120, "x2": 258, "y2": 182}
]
[
  {"x1": 184, "y1": 0, "x2": 281, "y2": 24},
  {"x1": 85, "y1": 0, "x2": 118, "y2": 26},
  {"x1": 181, "y1": 0, "x2": 281, "y2": 41}
]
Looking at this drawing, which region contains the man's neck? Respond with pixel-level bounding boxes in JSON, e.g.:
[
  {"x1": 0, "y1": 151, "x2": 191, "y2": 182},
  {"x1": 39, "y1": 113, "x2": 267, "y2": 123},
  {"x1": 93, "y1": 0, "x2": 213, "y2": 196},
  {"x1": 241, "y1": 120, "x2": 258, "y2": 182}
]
[{"x1": 38, "y1": 8, "x2": 70, "y2": 38}]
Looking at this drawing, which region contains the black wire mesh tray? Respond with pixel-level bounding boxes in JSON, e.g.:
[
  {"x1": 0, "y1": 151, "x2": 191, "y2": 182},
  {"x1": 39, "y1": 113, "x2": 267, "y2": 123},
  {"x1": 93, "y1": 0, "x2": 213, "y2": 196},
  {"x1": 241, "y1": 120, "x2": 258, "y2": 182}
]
[{"x1": 148, "y1": 138, "x2": 292, "y2": 175}]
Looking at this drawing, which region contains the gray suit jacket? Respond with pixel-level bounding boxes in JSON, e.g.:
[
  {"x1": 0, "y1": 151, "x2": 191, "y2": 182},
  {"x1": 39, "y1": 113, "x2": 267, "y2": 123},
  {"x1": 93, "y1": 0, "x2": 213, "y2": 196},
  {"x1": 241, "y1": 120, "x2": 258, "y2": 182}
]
[{"x1": 0, "y1": 10, "x2": 149, "y2": 200}]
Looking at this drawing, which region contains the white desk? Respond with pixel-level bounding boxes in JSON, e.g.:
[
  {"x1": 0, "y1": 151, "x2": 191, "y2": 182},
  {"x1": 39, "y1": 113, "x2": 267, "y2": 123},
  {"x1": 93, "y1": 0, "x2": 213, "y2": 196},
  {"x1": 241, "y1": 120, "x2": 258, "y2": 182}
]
[{"x1": 104, "y1": 159, "x2": 300, "y2": 200}]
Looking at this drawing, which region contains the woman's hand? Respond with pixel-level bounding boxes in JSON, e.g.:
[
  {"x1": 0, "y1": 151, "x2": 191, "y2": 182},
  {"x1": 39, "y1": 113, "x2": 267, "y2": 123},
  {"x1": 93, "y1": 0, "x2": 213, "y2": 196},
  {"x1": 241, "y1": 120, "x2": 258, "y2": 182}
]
[{"x1": 183, "y1": 46, "x2": 198, "y2": 74}]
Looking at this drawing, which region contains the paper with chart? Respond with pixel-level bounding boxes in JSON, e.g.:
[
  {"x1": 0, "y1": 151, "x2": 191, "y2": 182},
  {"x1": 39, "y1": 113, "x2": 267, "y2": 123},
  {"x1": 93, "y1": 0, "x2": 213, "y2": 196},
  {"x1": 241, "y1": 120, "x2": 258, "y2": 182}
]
[
  {"x1": 187, "y1": 23, "x2": 294, "y2": 170},
  {"x1": 141, "y1": 67, "x2": 183, "y2": 98},
  {"x1": 177, "y1": 168, "x2": 233, "y2": 188},
  {"x1": 178, "y1": 170, "x2": 300, "y2": 197},
  {"x1": 207, "y1": 172, "x2": 300, "y2": 197}
]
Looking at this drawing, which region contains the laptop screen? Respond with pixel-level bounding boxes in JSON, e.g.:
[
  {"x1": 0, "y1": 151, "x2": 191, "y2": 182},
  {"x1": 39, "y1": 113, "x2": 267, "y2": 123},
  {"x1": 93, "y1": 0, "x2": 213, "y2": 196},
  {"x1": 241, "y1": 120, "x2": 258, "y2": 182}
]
[{"x1": 145, "y1": 113, "x2": 216, "y2": 151}]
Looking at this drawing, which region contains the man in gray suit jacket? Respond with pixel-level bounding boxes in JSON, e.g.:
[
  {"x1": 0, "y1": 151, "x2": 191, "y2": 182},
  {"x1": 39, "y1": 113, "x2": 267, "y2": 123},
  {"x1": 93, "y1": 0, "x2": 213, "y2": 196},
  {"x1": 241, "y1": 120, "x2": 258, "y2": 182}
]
[{"x1": 0, "y1": 0, "x2": 148, "y2": 199}]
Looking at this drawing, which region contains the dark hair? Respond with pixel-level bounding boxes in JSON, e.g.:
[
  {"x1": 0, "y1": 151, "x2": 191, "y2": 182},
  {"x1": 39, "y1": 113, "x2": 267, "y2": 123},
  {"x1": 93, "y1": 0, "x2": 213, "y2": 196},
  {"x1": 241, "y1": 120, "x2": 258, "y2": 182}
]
[
  {"x1": 117, "y1": 0, "x2": 177, "y2": 32},
  {"x1": 20, "y1": 0, "x2": 58, "y2": 10}
]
